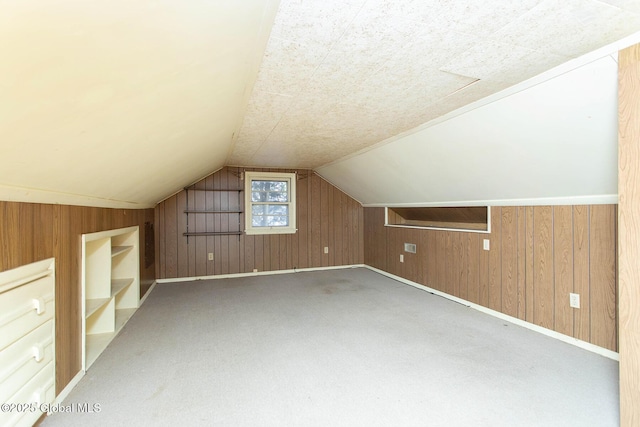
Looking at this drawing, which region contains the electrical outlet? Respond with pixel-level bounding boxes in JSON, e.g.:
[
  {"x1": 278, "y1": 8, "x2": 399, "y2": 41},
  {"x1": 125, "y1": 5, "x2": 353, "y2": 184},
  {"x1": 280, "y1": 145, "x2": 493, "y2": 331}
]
[
  {"x1": 208, "y1": 252, "x2": 214, "y2": 261},
  {"x1": 400, "y1": 254, "x2": 404, "y2": 263},
  {"x1": 483, "y1": 239, "x2": 490, "y2": 251},
  {"x1": 324, "y1": 246, "x2": 329, "y2": 254},
  {"x1": 570, "y1": 293, "x2": 580, "y2": 308}
]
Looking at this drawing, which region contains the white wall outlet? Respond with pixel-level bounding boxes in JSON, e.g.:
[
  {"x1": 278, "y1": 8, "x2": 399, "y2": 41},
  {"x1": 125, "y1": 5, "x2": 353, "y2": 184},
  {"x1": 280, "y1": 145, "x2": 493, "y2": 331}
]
[
  {"x1": 324, "y1": 246, "x2": 329, "y2": 254},
  {"x1": 400, "y1": 254, "x2": 404, "y2": 263},
  {"x1": 208, "y1": 252, "x2": 214, "y2": 261},
  {"x1": 570, "y1": 293, "x2": 580, "y2": 308},
  {"x1": 483, "y1": 239, "x2": 490, "y2": 251}
]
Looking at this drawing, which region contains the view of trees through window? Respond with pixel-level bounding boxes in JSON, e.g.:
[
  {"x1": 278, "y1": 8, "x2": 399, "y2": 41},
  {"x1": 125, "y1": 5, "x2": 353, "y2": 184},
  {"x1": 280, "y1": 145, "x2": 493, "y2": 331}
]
[{"x1": 250, "y1": 180, "x2": 289, "y2": 227}]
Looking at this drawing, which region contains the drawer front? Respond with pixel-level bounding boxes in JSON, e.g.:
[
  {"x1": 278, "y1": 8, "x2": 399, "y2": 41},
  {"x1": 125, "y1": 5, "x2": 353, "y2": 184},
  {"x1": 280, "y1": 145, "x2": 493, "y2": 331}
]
[
  {"x1": 0, "y1": 320, "x2": 54, "y2": 404},
  {"x1": 0, "y1": 360, "x2": 55, "y2": 427},
  {"x1": 0, "y1": 276, "x2": 54, "y2": 351}
]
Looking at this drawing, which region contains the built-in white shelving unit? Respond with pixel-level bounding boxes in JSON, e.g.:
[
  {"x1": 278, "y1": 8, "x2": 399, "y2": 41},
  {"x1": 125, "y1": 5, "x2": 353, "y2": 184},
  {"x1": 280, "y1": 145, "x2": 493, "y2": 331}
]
[{"x1": 82, "y1": 226, "x2": 139, "y2": 371}]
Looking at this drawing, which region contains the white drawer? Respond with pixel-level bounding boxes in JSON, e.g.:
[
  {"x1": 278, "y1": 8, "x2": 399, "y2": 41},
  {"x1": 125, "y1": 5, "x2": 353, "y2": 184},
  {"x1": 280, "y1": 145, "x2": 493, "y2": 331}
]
[
  {"x1": 0, "y1": 320, "x2": 54, "y2": 404},
  {"x1": 0, "y1": 276, "x2": 54, "y2": 351},
  {"x1": 0, "y1": 360, "x2": 55, "y2": 427}
]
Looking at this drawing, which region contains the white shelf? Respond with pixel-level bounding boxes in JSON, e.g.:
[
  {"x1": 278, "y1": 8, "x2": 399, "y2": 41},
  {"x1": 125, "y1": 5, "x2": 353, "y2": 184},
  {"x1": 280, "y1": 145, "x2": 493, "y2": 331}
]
[
  {"x1": 82, "y1": 226, "x2": 140, "y2": 371},
  {"x1": 86, "y1": 298, "x2": 111, "y2": 318},
  {"x1": 111, "y1": 245, "x2": 133, "y2": 258},
  {"x1": 111, "y1": 278, "x2": 133, "y2": 296},
  {"x1": 85, "y1": 308, "x2": 137, "y2": 368}
]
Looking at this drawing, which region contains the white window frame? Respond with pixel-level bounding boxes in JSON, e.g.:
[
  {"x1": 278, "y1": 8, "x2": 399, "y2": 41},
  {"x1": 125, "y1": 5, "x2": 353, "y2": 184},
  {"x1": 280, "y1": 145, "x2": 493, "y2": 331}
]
[{"x1": 244, "y1": 171, "x2": 297, "y2": 235}]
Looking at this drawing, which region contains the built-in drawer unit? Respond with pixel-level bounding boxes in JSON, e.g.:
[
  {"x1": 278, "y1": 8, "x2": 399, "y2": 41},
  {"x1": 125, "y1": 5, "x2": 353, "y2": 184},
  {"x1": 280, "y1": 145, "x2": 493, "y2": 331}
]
[{"x1": 0, "y1": 258, "x2": 56, "y2": 427}]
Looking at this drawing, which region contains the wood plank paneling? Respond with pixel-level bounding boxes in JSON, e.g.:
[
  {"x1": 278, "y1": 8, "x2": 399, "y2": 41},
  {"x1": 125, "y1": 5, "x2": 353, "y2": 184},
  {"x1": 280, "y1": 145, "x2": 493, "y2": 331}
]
[
  {"x1": 590, "y1": 205, "x2": 617, "y2": 351},
  {"x1": 310, "y1": 174, "x2": 322, "y2": 267},
  {"x1": 501, "y1": 207, "x2": 518, "y2": 318},
  {"x1": 479, "y1": 230, "x2": 490, "y2": 307},
  {"x1": 156, "y1": 168, "x2": 364, "y2": 277},
  {"x1": 467, "y1": 233, "x2": 480, "y2": 305},
  {"x1": 321, "y1": 178, "x2": 329, "y2": 267},
  {"x1": 2, "y1": 203, "x2": 20, "y2": 268},
  {"x1": 618, "y1": 43, "x2": 640, "y2": 426},
  {"x1": 488, "y1": 206, "x2": 502, "y2": 312},
  {"x1": 0, "y1": 201, "x2": 154, "y2": 396},
  {"x1": 363, "y1": 204, "x2": 617, "y2": 352},
  {"x1": 297, "y1": 174, "x2": 309, "y2": 269},
  {"x1": 164, "y1": 195, "x2": 178, "y2": 278},
  {"x1": 516, "y1": 207, "x2": 526, "y2": 320},
  {"x1": 454, "y1": 232, "x2": 466, "y2": 300},
  {"x1": 553, "y1": 206, "x2": 574, "y2": 336},
  {"x1": 435, "y1": 231, "x2": 446, "y2": 292},
  {"x1": 573, "y1": 205, "x2": 590, "y2": 342},
  {"x1": 533, "y1": 206, "x2": 554, "y2": 329},
  {"x1": 525, "y1": 207, "x2": 535, "y2": 323}
]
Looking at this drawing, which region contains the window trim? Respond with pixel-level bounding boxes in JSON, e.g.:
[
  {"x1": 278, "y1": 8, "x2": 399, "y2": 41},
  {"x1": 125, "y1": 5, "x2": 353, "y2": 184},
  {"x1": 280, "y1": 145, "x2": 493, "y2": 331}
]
[{"x1": 244, "y1": 171, "x2": 297, "y2": 235}]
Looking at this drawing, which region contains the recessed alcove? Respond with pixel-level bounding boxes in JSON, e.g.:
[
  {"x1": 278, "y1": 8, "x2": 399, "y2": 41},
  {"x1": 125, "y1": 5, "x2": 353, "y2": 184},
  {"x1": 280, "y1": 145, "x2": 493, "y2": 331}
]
[{"x1": 385, "y1": 206, "x2": 490, "y2": 233}]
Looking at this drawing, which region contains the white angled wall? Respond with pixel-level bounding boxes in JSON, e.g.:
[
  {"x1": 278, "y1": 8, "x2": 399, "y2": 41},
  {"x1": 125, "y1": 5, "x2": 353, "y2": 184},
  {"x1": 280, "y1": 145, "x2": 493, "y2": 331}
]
[{"x1": 316, "y1": 54, "x2": 620, "y2": 207}]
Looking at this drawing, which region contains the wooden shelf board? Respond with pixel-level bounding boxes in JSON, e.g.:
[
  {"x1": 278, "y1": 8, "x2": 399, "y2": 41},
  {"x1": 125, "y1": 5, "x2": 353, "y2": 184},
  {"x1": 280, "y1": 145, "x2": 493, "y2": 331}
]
[
  {"x1": 111, "y1": 278, "x2": 134, "y2": 296},
  {"x1": 85, "y1": 298, "x2": 112, "y2": 318},
  {"x1": 183, "y1": 231, "x2": 243, "y2": 236},
  {"x1": 184, "y1": 188, "x2": 243, "y2": 192},
  {"x1": 184, "y1": 210, "x2": 243, "y2": 214},
  {"x1": 111, "y1": 245, "x2": 133, "y2": 258}
]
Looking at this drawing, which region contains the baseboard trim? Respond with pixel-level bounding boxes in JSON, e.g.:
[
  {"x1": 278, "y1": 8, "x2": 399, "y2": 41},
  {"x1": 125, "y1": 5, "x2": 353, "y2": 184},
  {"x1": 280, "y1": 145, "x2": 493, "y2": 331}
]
[
  {"x1": 140, "y1": 281, "x2": 157, "y2": 305},
  {"x1": 156, "y1": 264, "x2": 367, "y2": 284},
  {"x1": 365, "y1": 266, "x2": 619, "y2": 361},
  {"x1": 52, "y1": 370, "x2": 84, "y2": 409}
]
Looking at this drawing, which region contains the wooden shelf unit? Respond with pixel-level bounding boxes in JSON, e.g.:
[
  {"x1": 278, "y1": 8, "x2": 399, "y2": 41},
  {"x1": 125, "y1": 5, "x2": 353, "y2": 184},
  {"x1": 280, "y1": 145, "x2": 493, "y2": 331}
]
[
  {"x1": 82, "y1": 226, "x2": 140, "y2": 370},
  {"x1": 183, "y1": 187, "x2": 244, "y2": 239}
]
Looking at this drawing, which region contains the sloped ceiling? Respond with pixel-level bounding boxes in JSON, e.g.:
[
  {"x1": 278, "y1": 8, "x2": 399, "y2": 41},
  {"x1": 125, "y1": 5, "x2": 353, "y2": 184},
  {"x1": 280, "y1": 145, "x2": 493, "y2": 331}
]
[
  {"x1": 2, "y1": 1, "x2": 640, "y2": 209},
  {"x1": 0, "y1": 0, "x2": 280, "y2": 208},
  {"x1": 317, "y1": 54, "x2": 620, "y2": 206},
  {"x1": 231, "y1": 0, "x2": 640, "y2": 169}
]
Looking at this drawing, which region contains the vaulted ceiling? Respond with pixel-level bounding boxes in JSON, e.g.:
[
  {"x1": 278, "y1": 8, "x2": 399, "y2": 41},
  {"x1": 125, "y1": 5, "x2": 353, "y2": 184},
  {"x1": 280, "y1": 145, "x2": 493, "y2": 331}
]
[
  {"x1": 230, "y1": 0, "x2": 640, "y2": 168},
  {"x1": 2, "y1": 0, "x2": 640, "y2": 208}
]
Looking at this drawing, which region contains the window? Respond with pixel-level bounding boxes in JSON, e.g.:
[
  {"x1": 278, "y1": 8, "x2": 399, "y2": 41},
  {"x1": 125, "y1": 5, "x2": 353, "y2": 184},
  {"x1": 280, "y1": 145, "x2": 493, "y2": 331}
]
[{"x1": 244, "y1": 171, "x2": 297, "y2": 235}]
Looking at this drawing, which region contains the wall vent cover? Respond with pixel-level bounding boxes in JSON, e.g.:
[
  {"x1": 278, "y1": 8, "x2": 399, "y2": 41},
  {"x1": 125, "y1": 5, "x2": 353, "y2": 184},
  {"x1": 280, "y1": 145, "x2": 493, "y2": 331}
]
[{"x1": 404, "y1": 243, "x2": 417, "y2": 253}]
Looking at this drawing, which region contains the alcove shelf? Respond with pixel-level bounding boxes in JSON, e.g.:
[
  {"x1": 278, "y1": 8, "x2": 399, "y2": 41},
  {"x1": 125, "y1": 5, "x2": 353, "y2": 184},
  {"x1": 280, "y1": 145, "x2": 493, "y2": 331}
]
[
  {"x1": 385, "y1": 206, "x2": 490, "y2": 233},
  {"x1": 183, "y1": 186, "x2": 244, "y2": 239},
  {"x1": 82, "y1": 226, "x2": 140, "y2": 370}
]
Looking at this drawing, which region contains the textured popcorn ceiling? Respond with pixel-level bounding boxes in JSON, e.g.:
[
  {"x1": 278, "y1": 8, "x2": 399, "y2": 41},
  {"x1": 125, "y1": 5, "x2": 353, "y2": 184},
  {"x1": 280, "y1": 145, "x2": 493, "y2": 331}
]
[{"x1": 230, "y1": 0, "x2": 640, "y2": 169}]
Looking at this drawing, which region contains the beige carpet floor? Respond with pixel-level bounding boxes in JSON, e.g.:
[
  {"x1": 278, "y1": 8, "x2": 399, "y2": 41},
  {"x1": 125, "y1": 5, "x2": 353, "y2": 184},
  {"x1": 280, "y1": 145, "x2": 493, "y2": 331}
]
[{"x1": 42, "y1": 267, "x2": 619, "y2": 426}]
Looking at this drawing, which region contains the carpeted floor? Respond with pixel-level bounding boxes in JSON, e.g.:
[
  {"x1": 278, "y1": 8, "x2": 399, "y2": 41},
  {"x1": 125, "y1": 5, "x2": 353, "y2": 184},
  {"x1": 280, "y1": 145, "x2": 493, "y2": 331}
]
[{"x1": 42, "y1": 267, "x2": 619, "y2": 426}]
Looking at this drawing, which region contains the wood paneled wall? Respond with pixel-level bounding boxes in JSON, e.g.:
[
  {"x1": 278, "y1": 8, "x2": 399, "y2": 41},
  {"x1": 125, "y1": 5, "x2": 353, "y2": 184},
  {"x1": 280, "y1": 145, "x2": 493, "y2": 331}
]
[
  {"x1": 155, "y1": 167, "x2": 364, "y2": 278},
  {"x1": 618, "y1": 44, "x2": 640, "y2": 426},
  {"x1": 365, "y1": 205, "x2": 618, "y2": 351},
  {"x1": 0, "y1": 201, "x2": 155, "y2": 394}
]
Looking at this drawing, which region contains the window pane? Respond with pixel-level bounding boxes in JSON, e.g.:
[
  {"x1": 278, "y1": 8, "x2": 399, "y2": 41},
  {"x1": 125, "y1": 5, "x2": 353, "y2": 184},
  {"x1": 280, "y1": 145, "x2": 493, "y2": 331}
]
[
  {"x1": 266, "y1": 216, "x2": 289, "y2": 226},
  {"x1": 251, "y1": 181, "x2": 268, "y2": 191},
  {"x1": 252, "y1": 205, "x2": 267, "y2": 216},
  {"x1": 267, "y1": 205, "x2": 288, "y2": 215},
  {"x1": 252, "y1": 216, "x2": 266, "y2": 227},
  {"x1": 252, "y1": 191, "x2": 266, "y2": 202},
  {"x1": 267, "y1": 181, "x2": 287, "y2": 192},
  {"x1": 267, "y1": 191, "x2": 288, "y2": 202}
]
